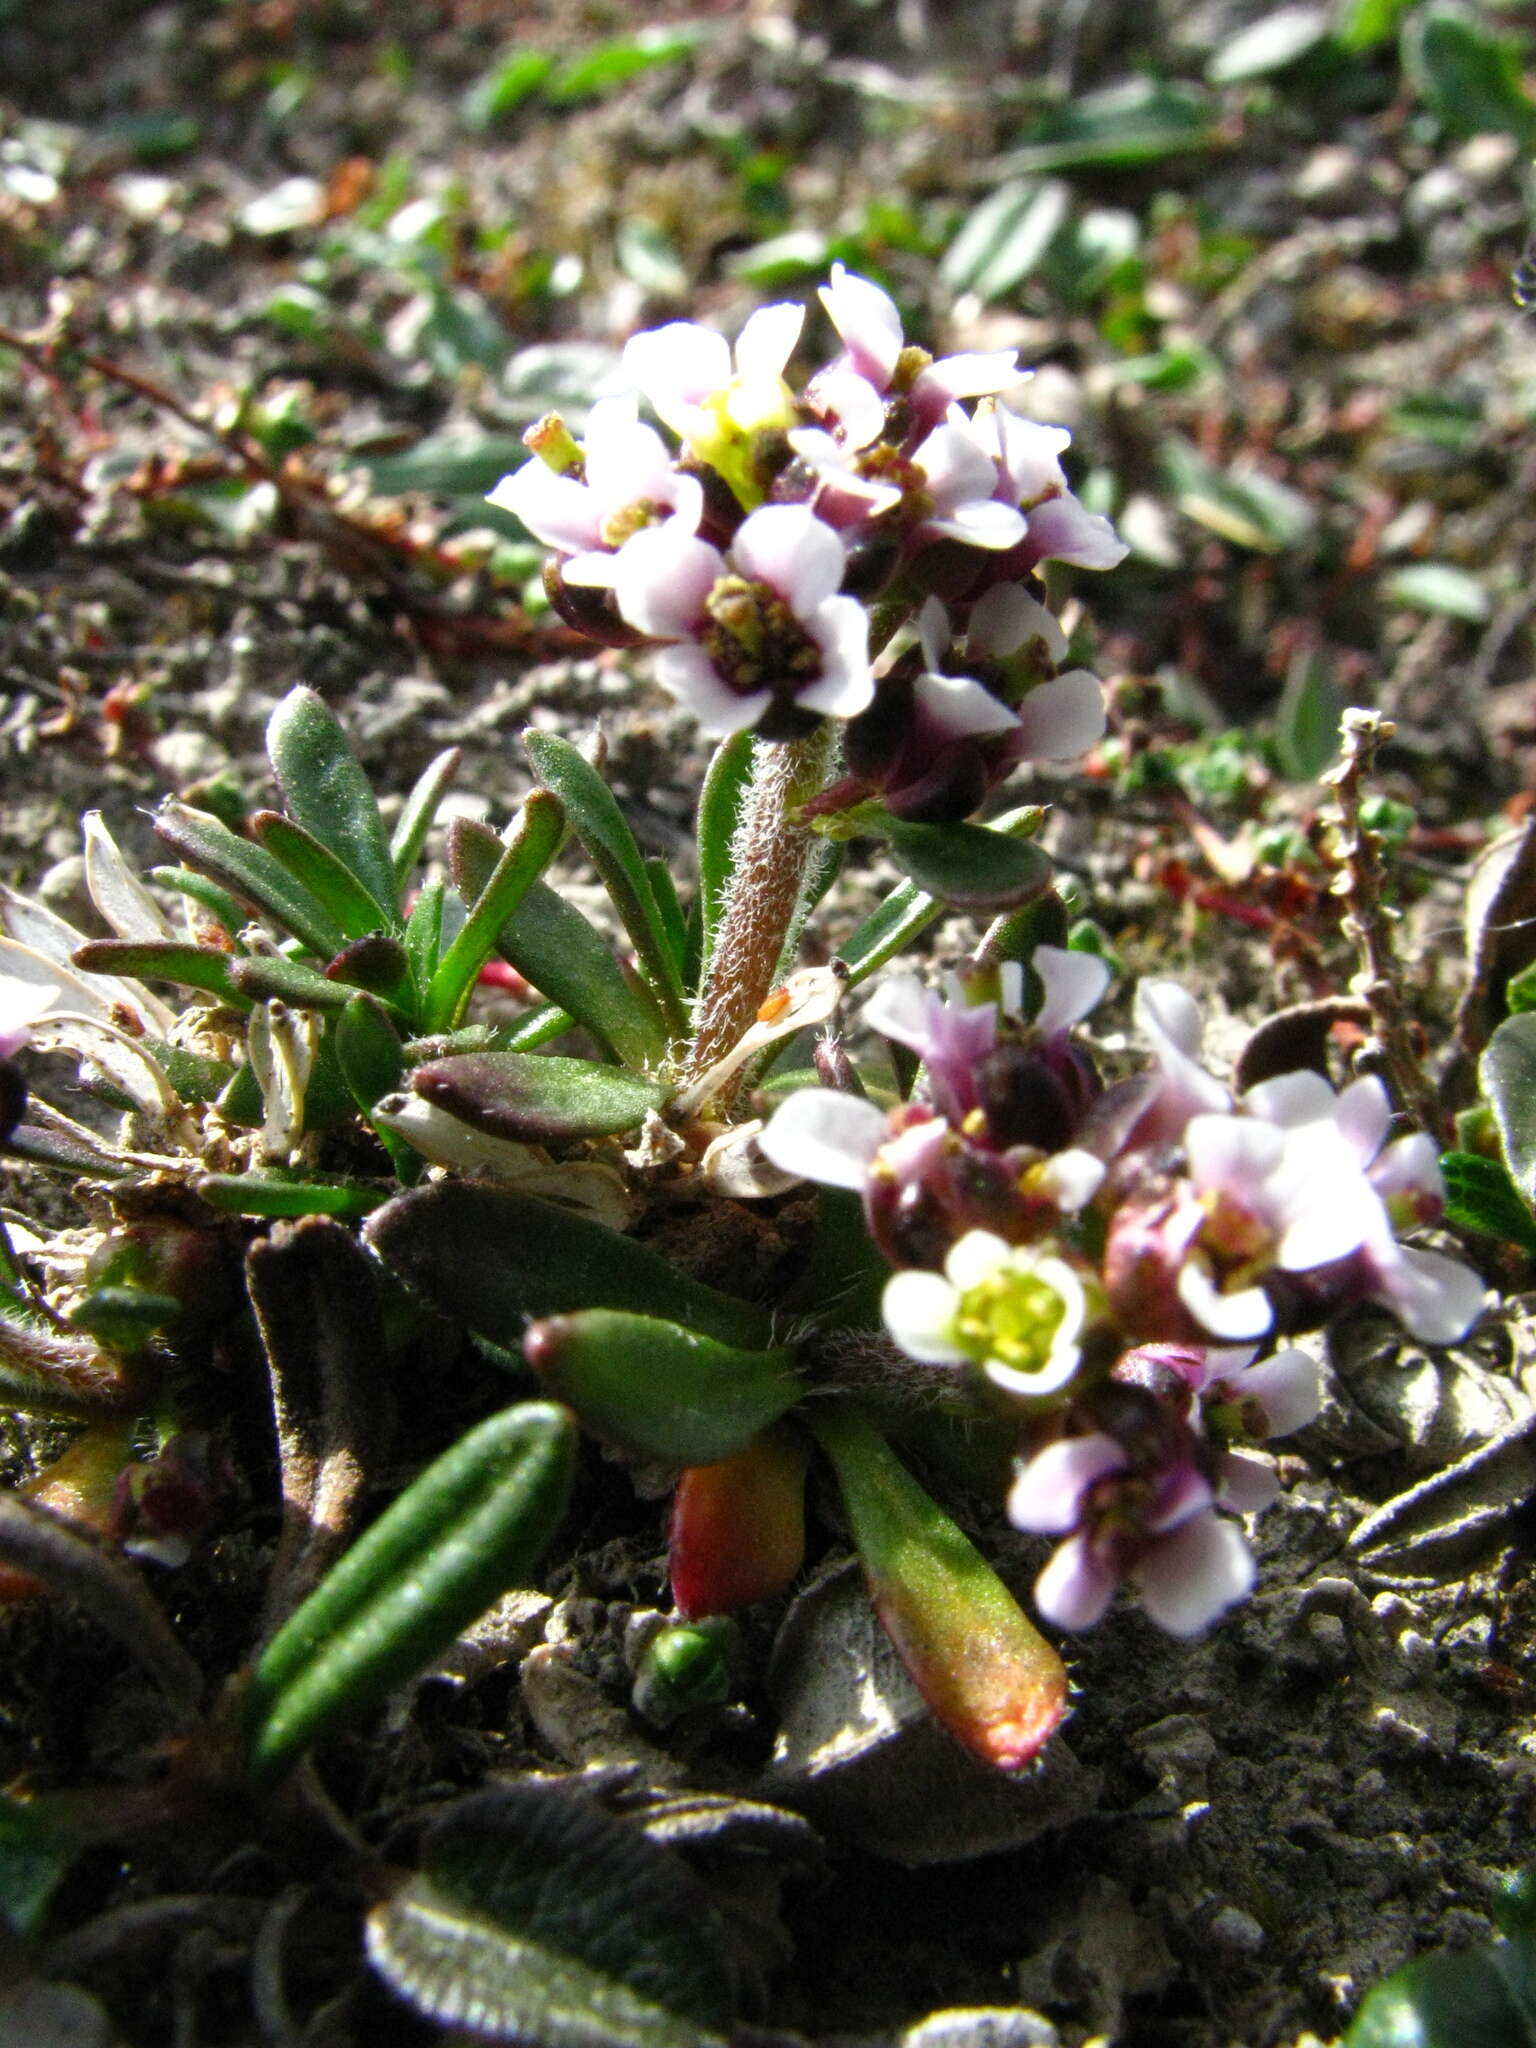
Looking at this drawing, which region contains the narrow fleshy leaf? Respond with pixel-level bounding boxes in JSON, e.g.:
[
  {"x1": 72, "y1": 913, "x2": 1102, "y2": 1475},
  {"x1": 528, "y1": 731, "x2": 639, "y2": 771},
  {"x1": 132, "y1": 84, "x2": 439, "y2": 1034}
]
[
  {"x1": 403, "y1": 878, "x2": 446, "y2": 998},
  {"x1": 369, "y1": 1098, "x2": 631, "y2": 1223},
  {"x1": 228, "y1": 954, "x2": 355, "y2": 1013},
  {"x1": 391, "y1": 746, "x2": 462, "y2": 890},
  {"x1": 1441, "y1": 1151, "x2": 1536, "y2": 1256},
  {"x1": 835, "y1": 874, "x2": 944, "y2": 990},
  {"x1": 644, "y1": 855, "x2": 689, "y2": 985},
  {"x1": 147, "y1": 865, "x2": 249, "y2": 943},
  {"x1": 365, "y1": 1182, "x2": 771, "y2": 1349},
  {"x1": 524, "y1": 731, "x2": 688, "y2": 1034},
  {"x1": 241, "y1": 1400, "x2": 576, "y2": 1785},
  {"x1": 669, "y1": 1427, "x2": 809, "y2": 1619},
  {"x1": 694, "y1": 731, "x2": 754, "y2": 990},
  {"x1": 364, "y1": 1782, "x2": 734, "y2": 2046},
  {"x1": 71, "y1": 938, "x2": 245, "y2": 1007},
  {"x1": 265, "y1": 686, "x2": 399, "y2": 918},
  {"x1": 809, "y1": 1406, "x2": 1068, "y2": 1770},
  {"x1": 154, "y1": 799, "x2": 347, "y2": 959},
  {"x1": 524, "y1": 1310, "x2": 801, "y2": 1464},
  {"x1": 453, "y1": 823, "x2": 668, "y2": 1069},
  {"x1": 81, "y1": 812, "x2": 174, "y2": 941},
  {"x1": 336, "y1": 992, "x2": 405, "y2": 1111},
  {"x1": 412, "y1": 1051, "x2": 670, "y2": 1143},
  {"x1": 324, "y1": 932, "x2": 410, "y2": 998},
  {"x1": 882, "y1": 817, "x2": 1055, "y2": 915},
  {"x1": 196, "y1": 1172, "x2": 385, "y2": 1220},
  {"x1": 251, "y1": 810, "x2": 398, "y2": 941},
  {"x1": 425, "y1": 793, "x2": 564, "y2": 1034},
  {"x1": 496, "y1": 1001, "x2": 576, "y2": 1052},
  {"x1": 1482, "y1": 1015, "x2": 1536, "y2": 1202}
]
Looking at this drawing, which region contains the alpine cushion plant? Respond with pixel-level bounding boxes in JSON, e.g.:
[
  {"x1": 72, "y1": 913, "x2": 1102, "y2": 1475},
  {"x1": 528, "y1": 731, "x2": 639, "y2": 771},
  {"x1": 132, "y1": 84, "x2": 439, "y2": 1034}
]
[{"x1": 0, "y1": 259, "x2": 1500, "y2": 2041}]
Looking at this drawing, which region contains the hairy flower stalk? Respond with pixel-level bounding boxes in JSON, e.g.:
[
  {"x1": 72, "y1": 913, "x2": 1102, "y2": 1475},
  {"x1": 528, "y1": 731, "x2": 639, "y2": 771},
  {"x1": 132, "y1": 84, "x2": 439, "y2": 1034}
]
[{"x1": 685, "y1": 721, "x2": 837, "y2": 1103}]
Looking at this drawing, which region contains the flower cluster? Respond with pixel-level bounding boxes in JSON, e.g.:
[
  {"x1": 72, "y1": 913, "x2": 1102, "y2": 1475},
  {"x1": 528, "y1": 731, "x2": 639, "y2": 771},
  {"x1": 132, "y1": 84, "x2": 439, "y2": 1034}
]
[
  {"x1": 763, "y1": 961, "x2": 1482, "y2": 1638},
  {"x1": 491, "y1": 267, "x2": 1125, "y2": 807}
]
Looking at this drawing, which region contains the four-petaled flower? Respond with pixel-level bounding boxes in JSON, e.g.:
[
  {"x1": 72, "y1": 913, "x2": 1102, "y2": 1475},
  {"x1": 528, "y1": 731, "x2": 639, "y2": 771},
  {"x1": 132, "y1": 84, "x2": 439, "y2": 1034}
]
[
  {"x1": 884, "y1": 1227, "x2": 1095, "y2": 1399},
  {"x1": 611, "y1": 504, "x2": 872, "y2": 738}
]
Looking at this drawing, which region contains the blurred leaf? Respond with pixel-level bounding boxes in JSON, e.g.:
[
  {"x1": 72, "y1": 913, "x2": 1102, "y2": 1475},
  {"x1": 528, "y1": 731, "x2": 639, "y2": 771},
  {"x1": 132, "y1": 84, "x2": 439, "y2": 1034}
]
[
  {"x1": 1334, "y1": 0, "x2": 1415, "y2": 53},
  {"x1": 419, "y1": 283, "x2": 510, "y2": 378},
  {"x1": 365, "y1": 432, "x2": 535, "y2": 498},
  {"x1": 0, "y1": 1796, "x2": 76, "y2": 1938},
  {"x1": 616, "y1": 217, "x2": 687, "y2": 297},
  {"x1": 525, "y1": 1310, "x2": 801, "y2": 1464},
  {"x1": 411, "y1": 1051, "x2": 668, "y2": 1142},
  {"x1": 1206, "y1": 5, "x2": 1333, "y2": 82},
  {"x1": 93, "y1": 111, "x2": 200, "y2": 161},
  {"x1": 242, "y1": 1402, "x2": 575, "y2": 1786},
  {"x1": 1042, "y1": 206, "x2": 1140, "y2": 303},
  {"x1": 461, "y1": 48, "x2": 556, "y2": 129},
  {"x1": 725, "y1": 229, "x2": 831, "y2": 287},
  {"x1": 1345, "y1": 1944, "x2": 1536, "y2": 2046},
  {"x1": 1102, "y1": 341, "x2": 1215, "y2": 389},
  {"x1": 1162, "y1": 438, "x2": 1316, "y2": 552},
  {"x1": 365, "y1": 1183, "x2": 771, "y2": 1349},
  {"x1": 939, "y1": 178, "x2": 1070, "y2": 302},
  {"x1": 882, "y1": 817, "x2": 1055, "y2": 914},
  {"x1": 1402, "y1": 4, "x2": 1536, "y2": 144},
  {"x1": 994, "y1": 79, "x2": 1221, "y2": 174},
  {"x1": 1382, "y1": 562, "x2": 1492, "y2": 622},
  {"x1": 1440, "y1": 1151, "x2": 1536, "y2": 1255},
  {"x1": 365, "y1": 1782, "x2": 734, "y2": 2045},
  {"x1": 501, "y1": 342, "x2": 624, "y2": 427},
  {"x1": 1482, "y1": 1014, "x2": 1536, "y2": 1202},
  {"x1": 1274, "y1": 653, "x2": 1344, "y2": 781},
  {"x1": 545, "y1": 23, "x2": 712, "y2": 103}
]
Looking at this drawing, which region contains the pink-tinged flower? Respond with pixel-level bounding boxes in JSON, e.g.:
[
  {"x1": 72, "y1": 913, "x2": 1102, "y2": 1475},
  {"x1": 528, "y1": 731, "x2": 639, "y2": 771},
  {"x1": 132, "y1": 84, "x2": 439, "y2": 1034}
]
[
  {"x1": 863, "y1": 966, "x2": 1014, "y2": 1125},
  {"x1": 1120, "y1": 1341, "x2": 1321, "y2": 1513},
  {"x1": 883, "y1": 1227, "x2": 1094, "y2": 1399},
  {"x1": 910, "y1": 418, "x2": 1029, "y2": 552},
  {"x1": 831, "y1": 588, "x2": 1106, "y2": 824},
  {"x1": 486, "y1": 396, "x2": 703, "y2": 588},
  {"x1": 966, "y1": 404, "x2": 1129, "y2": 573},
  {"x1": 1086, "y1": 978, "x2": 1232, "y2": 1165},
  {"x1": 814, "y1": 263, "x2": 1021, "y2": 440},
  {"x1": 1008, "y1": 1429, "x2": 1255, "y2": 1636},
  {"x1": 622, "y1": 302, "x2": 804, "y2": 469},
  {"x1": 611, "y1": 504, "x2": 871, "y2": 737}
]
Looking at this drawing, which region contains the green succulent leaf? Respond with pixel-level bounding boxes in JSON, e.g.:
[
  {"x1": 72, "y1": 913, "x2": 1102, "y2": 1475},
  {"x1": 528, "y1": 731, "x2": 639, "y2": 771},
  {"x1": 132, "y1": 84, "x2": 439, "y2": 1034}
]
[
  {"x1": 1345, "y1": 1944, "x2": 1536, "y2": 2047},
  {"x1": 365, "y1": 1183, "x2": 771, "y2": 1350},
  {"x1": 147, "y1": 865, "x2": 251, "y2": 941},
  {"x1": 524, "y1": 1310, "x2": 801, "y2": 1464},
  {"x1": 70, "y1": 939, "x2": 246, "y2": 1007},
  {"x1": 227, "y1": 954, "x2": 355, "y2": 1013},
  {"x1": 411, "y1": 1051, "x2": 669, "y2": 1143},
  {"x1": 154, "y1": 799, "x2": 348, "y2": 960},
  {"x1": 453, "y1": 823, "x2": 668, "y2": 1070},
  {"x1": 364, "y1": 1782, "x2": 734, "y2": 2046},
  {"x1": 403, "y1": 878, "x2": 446, "y2": 998},
  {"x1": 881, "y1": 816, "x2": 1055, "y2": 914},
  {"x1": 242, "y1": 1400, "x2": 575, "y2": 1786},
  {"x1": 196, "y1": 1172, "x2": 386, "y2": 1220},
  {"x1": 1481, "y1": 1015, "x2": 1536, "y2": 1203},
  {"x1": 391, "y1": 746, "x2": 463, "y2": 890},
  {"x1": 425, "y1": 793, "x2": 564, "y2": 1034},
  {"x1": 809, "y1": 1406, "x2": 1068, "y2": 1771},
  {"x1": 524, "y1": 731, "x2": 688, "y2": 1035},
  {"x1": 265, "y1": 687, "x2": 400, "y2": 919},
  {"x1": 837, "y1": 873, "x2": 944, "y2": 989},
  {"x1": 251, "y1": 810, "x2": 399, "y2": 941},
  {"x1": 1401, "y1": 3, "x2": 1536, "y2": 146},
  {"x1": 1440, "y1": 1151, "x2": 1536, "y2": 1256}
]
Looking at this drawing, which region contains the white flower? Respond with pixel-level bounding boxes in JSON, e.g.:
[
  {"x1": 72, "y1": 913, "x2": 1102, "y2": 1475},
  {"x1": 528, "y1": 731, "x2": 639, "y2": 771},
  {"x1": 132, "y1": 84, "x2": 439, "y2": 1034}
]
[
  {"x1": 486, "y1": 395, "x2": 702, "y2": 588},
  {"x1": 622, "y1": 301, "x2": 804, "y2": 458},
  {"x1": 883, "y1": 1227, "x2": 1090, "y2": 1398},
  {"x1": 611, "y1": 503, "x2": 872, "y2": 736},
  {"x1": 0, "y1": 972, "x2": 60, "y2": 1062}
]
